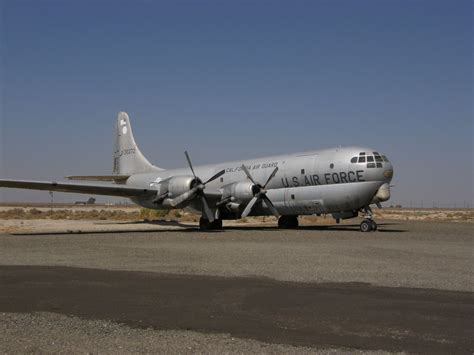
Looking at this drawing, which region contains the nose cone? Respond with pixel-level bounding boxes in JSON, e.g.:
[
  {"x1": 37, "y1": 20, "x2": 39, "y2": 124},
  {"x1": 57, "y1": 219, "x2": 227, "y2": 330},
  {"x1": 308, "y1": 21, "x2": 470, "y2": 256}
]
[{"x1": 383, "y1": 162, "x2": 394, "y2": 183}]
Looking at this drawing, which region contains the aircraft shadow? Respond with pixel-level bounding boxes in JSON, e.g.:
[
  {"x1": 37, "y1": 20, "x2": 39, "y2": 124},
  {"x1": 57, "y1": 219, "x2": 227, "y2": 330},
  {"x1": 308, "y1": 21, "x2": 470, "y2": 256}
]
[
  {"x1": 10, "y1": 221, "x2": 406, "y2": 236},
  {"x1": 218, "y1": 222, "x2": 407, "y2": 233}
]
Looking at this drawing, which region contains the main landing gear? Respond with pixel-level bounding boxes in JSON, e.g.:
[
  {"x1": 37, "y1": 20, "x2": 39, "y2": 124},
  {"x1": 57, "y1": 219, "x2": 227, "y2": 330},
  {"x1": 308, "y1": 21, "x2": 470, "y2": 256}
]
[
  {"x1": 278, "y1": 215, "x2": 299, "y2": 229},
  {"x1": 360, "y1": 207, "x2": 377, "y2": 232},
  {"x1": 199, "y1": 217, "x2": 223, "y2": 231}
]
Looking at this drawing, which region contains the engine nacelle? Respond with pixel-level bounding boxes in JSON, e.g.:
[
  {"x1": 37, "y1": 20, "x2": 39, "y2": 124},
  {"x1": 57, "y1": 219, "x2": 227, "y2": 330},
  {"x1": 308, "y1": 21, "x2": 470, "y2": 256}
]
[
  {"x1": 222, "y1": 181, "x2": 255, "y2": 203},
  {"x1": 159, "y1": 175, "x2": 195, "y2": 198}
]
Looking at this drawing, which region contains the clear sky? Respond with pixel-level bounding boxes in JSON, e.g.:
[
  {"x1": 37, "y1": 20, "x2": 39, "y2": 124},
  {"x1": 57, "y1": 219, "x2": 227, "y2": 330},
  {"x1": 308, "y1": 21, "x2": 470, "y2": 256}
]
[{"x1": 1, "y1": 0, "x2": 472, "y2": 207}]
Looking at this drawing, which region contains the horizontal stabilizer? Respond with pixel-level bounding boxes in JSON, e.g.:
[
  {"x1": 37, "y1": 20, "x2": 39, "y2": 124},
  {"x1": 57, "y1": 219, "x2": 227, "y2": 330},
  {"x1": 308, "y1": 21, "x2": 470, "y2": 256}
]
[
  {"x1": 66, "y1": 175, "x2": 130, "y2": 183},
  {"x1": 0, "y1": 179, "x2": 156, "y2": 198}
]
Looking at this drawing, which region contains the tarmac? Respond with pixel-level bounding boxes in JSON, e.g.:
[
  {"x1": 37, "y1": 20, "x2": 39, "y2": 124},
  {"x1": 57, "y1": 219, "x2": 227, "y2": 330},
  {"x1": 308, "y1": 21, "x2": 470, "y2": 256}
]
[{"x1": 0, "y1": 219, "x2": 473, "y2": 354}]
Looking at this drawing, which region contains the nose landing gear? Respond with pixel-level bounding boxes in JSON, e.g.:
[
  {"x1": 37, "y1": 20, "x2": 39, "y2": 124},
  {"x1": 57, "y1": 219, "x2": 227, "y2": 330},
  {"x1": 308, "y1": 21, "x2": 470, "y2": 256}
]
[{"x1": 360, "y1": 207, "x2": 378, "y2": 232}]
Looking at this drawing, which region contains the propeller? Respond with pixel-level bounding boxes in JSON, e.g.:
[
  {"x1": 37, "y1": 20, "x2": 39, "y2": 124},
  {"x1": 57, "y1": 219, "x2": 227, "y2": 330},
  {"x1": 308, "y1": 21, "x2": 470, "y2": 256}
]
[
  {"x1": 169, "y1": 151, "x2": 225, "y2": 223},
  {"x1": 240, "y1": 165, "x2": 279, "y2": 218}
]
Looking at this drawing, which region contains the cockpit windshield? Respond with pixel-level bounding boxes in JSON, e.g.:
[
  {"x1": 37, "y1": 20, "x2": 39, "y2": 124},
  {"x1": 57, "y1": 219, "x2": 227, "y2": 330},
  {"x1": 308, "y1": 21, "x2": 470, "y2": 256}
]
[{"x1": 350, "y1": 152, "x2": 390, "y2": 168}]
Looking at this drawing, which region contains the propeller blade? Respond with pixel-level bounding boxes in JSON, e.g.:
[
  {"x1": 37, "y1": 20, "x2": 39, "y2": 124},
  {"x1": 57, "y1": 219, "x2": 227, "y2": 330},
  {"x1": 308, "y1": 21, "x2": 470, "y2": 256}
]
[
  {"x1": 262, "y1": 166, "x2": 279, "y2": 189},
  {"x1": 169, "y1": 187, "x2": 198, "y2": 207},
  {"x1": 241, "y1": 196, "x2": 258, "y2": 218},
  {"x1": 240, "y1": 165, "x2": 257, "y2": 185},
  {"x1": 204, "y1": 169, "x2": 225, "y2": 185},
  {"x1": 201, "y1": 195, "x2": 215, "y2": 223},
  {"x1": 262, "y1": 195, "x2": 279, "y2": 217},
  {"x1": 184, "y1": 151, "x2": 197, "y2": 178}
]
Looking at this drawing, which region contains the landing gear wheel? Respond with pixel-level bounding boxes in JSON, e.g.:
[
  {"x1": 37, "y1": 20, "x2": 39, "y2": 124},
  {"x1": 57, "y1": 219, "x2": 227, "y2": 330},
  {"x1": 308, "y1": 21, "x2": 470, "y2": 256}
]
[
  {"x1": 199, "y1": 217, "x2": 223, "y2": 231},
  {"x1": 211, "y1": 219, "x2": 223, "y2": 230},
  {"x1": 371, "y1": 220, "x2": 377, "y2": 231},
  {"x1": 199, "y1": 217, "x2": 211, "y2": 231},
  {"x1": 360, "y1": 219, "x2": 372, "y2": 232},
  {"x1": 278, "y1": 215, "x2": 299, "y2": 229}
]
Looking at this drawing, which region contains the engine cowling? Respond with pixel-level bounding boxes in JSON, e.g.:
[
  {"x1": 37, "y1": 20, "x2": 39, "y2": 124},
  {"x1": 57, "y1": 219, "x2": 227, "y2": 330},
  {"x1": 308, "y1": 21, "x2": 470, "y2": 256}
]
[
  {"x1": 222, "y1": 181, "x2": 255, "y2": 203},
  {"x1": 159, "y1": 175, "x2": 195, "y2": 198}
]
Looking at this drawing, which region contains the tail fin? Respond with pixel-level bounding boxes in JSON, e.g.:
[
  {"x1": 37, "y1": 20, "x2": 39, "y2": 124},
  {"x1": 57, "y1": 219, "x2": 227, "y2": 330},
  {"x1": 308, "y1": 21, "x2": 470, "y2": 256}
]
[{"x1": 113, "y1": 112, "x2": 163, "y2": 175}]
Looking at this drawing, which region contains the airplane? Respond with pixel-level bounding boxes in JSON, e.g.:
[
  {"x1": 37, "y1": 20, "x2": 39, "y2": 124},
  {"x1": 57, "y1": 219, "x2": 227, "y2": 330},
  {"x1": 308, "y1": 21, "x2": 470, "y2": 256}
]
[{"x1": 0, "y1": 112, "x2": 394, "y2": 232}]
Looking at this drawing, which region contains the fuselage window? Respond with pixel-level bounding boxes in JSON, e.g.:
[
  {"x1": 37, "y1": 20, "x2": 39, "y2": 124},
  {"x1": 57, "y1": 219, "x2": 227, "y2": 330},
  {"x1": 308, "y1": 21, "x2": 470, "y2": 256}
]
[
  {"x1": 376, "y1": 163, "x2": 383, "y2": 168},
  {"x1": 291, "y1": 194, "x2": 295, "y2": 200},
  {"x1": 367, "y1": 156, "x2": 374, "y2": 162},
  {"x1": 358, "y1": 156, "x2": 366, "y2": 163},
  {"x1": 301, "y1": 169, "x2": 305, "y2": 174},
  {"x1": 367, "y1": 163, "x2": 375, "y2": 168},
  {"x1": 351, "y1": 157, "x2": 357, "y2": 163},
  {"x1": 330, "y1": 163, "x2": 334, "y2": 169}
]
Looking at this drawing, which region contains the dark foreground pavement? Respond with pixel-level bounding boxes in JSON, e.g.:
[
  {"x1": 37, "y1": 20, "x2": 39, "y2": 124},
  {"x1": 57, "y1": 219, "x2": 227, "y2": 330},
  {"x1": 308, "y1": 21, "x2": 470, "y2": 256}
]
[{"x1": 1, "y1": 265, "x2": 472, "y2": 354}]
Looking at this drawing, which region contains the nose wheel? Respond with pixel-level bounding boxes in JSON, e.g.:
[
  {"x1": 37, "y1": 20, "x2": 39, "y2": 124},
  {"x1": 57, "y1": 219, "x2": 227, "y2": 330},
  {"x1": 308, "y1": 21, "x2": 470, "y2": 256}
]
[
  {"x1": 360, "y1": 219, "x2": 377, "y2": 232},
  {"x1": 360, "y1": 207, "x2": 378, "y2": 232}
]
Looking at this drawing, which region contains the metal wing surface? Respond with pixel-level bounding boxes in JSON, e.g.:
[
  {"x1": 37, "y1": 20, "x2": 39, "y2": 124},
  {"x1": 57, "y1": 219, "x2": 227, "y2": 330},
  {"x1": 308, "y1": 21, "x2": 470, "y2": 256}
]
[{"x1": 0, "y1": 179, "x2": 156, "y2": 198}]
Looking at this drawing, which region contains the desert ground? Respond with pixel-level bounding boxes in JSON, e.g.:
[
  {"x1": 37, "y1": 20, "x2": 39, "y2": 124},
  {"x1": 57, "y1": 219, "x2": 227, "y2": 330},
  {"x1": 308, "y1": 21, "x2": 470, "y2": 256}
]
[
  {"x1": 0, "y1": 203, "x2": 472, "y2": 234},
  {"x1": 0, "y1": 205, "x2": 473, "y2": 354}
]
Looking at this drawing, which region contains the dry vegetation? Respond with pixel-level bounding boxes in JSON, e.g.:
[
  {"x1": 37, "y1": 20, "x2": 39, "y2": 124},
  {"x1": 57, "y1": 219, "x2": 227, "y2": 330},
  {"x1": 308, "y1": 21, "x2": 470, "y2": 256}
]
[
  {"x1": 0, "y1": 206, "x2": 201, "y2": 223},
  {"x1": 373, "y1": 208, "x2": 474, "y2": 222}
]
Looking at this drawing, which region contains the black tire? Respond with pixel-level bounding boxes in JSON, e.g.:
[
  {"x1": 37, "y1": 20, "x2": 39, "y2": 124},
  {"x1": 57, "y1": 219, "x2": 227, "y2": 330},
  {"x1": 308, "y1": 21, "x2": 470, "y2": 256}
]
[
  {"x1": 278, "y1": 216, "x2": 299, "y2": 229},
  {"x1": 278, "y1": 216, "x2": 286, "y2": 228},
  {"x1": 371, "y1": 220, "x2": 377, "y2": 231},
  {"x1": 290, "y1": 216, "x2": 299, "y2": 228},
  {"x1": 360, "y1": 220, "x2": 372, "y2": 232},
  {"x1": 211, "y1": 219, "x2": 223, "y2": 230},
  {"x1": 199, "y1": 217, "x2": 211, "y2": 231}
]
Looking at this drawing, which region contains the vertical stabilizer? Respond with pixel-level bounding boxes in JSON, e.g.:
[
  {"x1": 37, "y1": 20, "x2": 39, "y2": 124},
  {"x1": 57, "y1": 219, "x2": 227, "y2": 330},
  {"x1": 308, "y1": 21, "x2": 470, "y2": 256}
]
[{"x1": 113, "y1": 112, "x2": 163, "y2": 175}]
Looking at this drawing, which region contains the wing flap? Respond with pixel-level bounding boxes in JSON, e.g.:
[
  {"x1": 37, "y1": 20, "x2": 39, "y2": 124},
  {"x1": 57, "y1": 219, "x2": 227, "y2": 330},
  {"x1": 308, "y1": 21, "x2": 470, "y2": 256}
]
[
  {"x1": 66, "y1": 175, "x2": 130, "y2": 183},
  {"x1": 0, "y1": 179, "x2": 156, "y2": 198}
]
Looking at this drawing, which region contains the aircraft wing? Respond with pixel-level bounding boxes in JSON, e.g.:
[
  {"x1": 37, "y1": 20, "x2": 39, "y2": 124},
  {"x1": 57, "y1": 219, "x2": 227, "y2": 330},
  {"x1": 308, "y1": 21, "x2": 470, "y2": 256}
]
[{"x1": 0, "y1": 179, "x2": 156, "y2": 198}]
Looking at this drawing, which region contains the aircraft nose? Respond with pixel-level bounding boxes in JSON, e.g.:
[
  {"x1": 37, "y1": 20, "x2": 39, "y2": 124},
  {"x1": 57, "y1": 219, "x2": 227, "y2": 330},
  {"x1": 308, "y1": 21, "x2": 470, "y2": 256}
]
[{"x1": 383, "y1": 162, "x2": 394, "y2": 182}]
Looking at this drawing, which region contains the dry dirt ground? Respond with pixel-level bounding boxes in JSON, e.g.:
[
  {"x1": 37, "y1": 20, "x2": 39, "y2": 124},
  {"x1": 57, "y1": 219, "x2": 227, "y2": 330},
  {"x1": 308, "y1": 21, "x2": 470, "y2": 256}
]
[
  {"x1": 0, "y1": 205, "x2": 472, "y2": 234},
  {"x1": 0, "y1": 206, "x2": 473, "y2": 354}
]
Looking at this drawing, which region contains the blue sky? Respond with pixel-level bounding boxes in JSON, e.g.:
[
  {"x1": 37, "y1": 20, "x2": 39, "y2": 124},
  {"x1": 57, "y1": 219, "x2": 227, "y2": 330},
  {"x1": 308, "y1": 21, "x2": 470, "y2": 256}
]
[{"x1": 1, "y1": 0, "x2": 472, "y2": 206}]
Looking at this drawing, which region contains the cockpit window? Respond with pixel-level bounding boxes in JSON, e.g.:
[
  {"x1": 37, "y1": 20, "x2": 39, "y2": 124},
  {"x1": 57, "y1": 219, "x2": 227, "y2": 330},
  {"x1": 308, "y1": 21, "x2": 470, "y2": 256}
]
[
  {"x1": 350, "y1": 157, "x2": 357, "y2": 163},
  {"x1": 382, "y1": 155, "x2": 389, "y2": 162},
  {"x1": 359, "y1": 152, "x2": 365, "y2": 155},
  {"x1": 374, "y1": 156, "x2": 383, "y2": 162},
  {"x1": 358, "y1": 156, "x2": 366, "y2": 163},
  {"x1": 367, "y1": 156, "x2": 374, "y2": 162},
  {"x1": 367, "y1": 163, "x2": 375, "y2": 168},
  {"x1": 373, "y1": 152, "x2": 379, "y2": 155},
  {"x1": 376, "y1": 163, "x2": 383, "y2": 168}
]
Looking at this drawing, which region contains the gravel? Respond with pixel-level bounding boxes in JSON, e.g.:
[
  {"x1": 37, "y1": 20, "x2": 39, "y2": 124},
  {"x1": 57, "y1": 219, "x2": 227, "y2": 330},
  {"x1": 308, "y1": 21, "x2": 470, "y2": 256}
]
[
  {"x1": 0, "y1": 220, "x2": 472, "y2": 291},
  {"x1": 0, "y1": 312, "x2": 388, "y2": 354}
]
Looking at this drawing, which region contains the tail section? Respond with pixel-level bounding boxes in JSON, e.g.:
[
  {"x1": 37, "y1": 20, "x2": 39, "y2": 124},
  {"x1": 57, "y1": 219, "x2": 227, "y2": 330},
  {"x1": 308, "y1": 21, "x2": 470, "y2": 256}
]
[{"x1": 113, "y1": 112, "x2": 163, "y2": 175}]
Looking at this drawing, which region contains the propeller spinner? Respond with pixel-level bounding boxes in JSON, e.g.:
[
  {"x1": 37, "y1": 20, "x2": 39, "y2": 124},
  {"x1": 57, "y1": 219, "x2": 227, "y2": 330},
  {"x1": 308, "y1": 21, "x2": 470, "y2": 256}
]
[
  {"x1": 169, "y1": 151, "x2": 225, "y2": 222},
  {"x1": 240, "y1": 165, "x2": 279, "y2": 218}
]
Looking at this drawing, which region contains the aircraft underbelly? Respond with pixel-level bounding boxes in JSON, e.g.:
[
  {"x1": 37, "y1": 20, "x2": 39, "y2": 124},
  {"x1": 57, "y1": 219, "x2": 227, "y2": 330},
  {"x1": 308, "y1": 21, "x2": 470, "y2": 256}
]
[{"x1": 267, "y1": 181, "x2": 379, "y2": 215}]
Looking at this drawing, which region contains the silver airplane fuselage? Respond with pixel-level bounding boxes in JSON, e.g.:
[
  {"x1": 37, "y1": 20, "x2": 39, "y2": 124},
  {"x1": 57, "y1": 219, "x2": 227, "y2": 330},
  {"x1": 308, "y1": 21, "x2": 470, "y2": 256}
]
[{"x1": 128, "y1": 147, "x2": 393, "y2": 220}]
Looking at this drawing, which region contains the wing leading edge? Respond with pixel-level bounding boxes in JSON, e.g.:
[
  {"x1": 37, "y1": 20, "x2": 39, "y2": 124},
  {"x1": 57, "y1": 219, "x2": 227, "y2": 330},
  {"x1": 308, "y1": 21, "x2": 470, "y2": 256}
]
[{"x1": 0, "y1": 179, "x2": 156, "y2": 198}]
